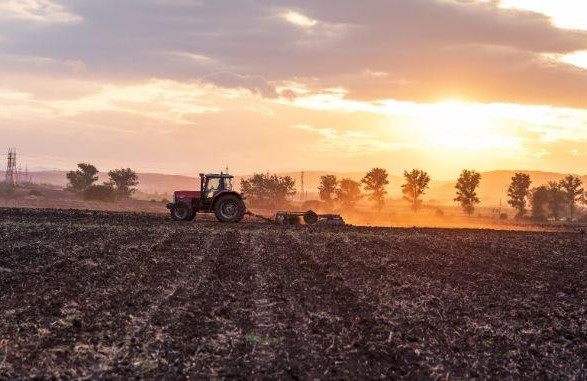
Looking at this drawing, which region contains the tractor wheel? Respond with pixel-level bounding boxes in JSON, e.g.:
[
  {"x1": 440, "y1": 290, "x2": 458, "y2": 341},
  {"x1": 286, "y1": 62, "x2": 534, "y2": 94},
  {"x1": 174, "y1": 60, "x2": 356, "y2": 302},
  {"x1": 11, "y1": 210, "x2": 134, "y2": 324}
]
[
  {"x1": 303, "y1": 210, "x2": 318, "y2": 224},
  {"x1": 171, "y1": 201, "x2": 194, "y2": 221},
  {"x1": 214, "y1": 194, "x2": 245, "y2": 223}
]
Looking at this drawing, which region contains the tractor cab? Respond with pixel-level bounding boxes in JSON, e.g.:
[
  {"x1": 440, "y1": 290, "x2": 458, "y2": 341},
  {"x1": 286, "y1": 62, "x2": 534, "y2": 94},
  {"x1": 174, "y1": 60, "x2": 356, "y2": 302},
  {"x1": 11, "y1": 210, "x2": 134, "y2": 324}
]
[{"x1": 201, "y1": 173, "x2": 233, "y2": 199}]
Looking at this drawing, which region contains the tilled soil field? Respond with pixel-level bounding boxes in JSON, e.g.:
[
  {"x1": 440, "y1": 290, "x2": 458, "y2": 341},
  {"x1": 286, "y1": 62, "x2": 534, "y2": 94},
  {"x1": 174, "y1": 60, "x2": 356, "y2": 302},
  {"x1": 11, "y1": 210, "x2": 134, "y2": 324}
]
[{"x1": 1, "y1": 208, "x2": 586, "y2": 379}]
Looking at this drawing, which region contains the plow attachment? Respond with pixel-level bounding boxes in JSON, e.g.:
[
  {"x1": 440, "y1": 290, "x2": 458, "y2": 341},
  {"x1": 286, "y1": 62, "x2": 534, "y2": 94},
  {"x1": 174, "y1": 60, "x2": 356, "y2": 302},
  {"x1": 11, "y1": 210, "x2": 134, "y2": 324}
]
[{"x1": 246, "y1": 210, "x2": 345, "y2": 226}]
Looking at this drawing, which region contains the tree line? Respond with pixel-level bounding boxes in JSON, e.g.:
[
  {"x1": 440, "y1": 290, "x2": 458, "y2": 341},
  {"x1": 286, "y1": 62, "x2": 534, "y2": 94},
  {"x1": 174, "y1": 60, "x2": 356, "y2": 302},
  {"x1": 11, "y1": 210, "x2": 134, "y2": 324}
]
[
  {"x1": 66, "y1": 163, "x2": 139, "y2": 202},
  {"x1": 317, "y1": 168, "x2": 471, "y2": 214},
  {"x1": 243, "y1": 169, "x2": 587, "y2": 221},
  {"x1": 508, "y1": 173, "x2": 585, "y2": 221}
]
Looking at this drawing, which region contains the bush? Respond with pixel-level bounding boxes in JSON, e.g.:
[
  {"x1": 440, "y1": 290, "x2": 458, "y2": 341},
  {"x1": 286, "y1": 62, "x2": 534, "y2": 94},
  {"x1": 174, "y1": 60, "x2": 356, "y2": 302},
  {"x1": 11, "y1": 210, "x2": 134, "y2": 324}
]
[
  {"x1": 434, "y1": 209, "x2": 444, "y2": 218},
  {"x1": 499, "y1": 213, "x2": 508, "y2": 220},
  {"x1": 83, "y1": 185, "x2": 116, "y2": 202}
]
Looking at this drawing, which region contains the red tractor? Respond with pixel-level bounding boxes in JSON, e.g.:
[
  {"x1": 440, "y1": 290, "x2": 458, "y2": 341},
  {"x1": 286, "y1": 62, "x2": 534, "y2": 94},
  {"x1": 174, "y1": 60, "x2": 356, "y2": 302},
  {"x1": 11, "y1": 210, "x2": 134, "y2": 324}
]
[{"x1": 166, "y1": 173, "x2": 246, "y2": 222}]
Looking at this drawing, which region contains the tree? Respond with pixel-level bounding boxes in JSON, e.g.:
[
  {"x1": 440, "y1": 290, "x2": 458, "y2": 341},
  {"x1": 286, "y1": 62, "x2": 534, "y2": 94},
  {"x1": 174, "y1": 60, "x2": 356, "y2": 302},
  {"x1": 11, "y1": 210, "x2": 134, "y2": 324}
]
[
  {"x1": 106, "y1": 168, "x2": 139, "y2": 199},
  {"x1": 559, "y1": 174, "x2": 584, "y2": 221},
  {"x1": 507, "y1": 173, "x2": 531, "y2": 218},
  {"x1": 240, "y1": 173, "x2": 296, "y2": 207},
  {"x1": 361, "y1": 168, "x2": 389, "y2": 213},
  {"x1": 401, "y1": 169, "x2": 430, "y2": 212},
  {"x1": 454, "y1": 170, "x2": 481, "y2": 215},
  {"x1": 66, "y1": 163, "x2": 99, "y2": 193},
  {"x1": 546, "y1": 181, "x2": 565, "y2": 221},
  {"x1": 335, "y1": 178, "x2": 362, "y2": 209},
  {"x1": 318, "y1": 175, "x2": 337, "y2": 206},
  {"x1": 530, "y1": 186, "x2": 549, "y2": 220}
]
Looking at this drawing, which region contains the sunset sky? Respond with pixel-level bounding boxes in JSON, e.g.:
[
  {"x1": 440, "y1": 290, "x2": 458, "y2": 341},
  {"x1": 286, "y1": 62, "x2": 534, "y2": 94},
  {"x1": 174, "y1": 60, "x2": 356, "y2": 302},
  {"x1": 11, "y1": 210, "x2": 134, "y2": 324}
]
[{"x1": 1, "y1": 0, "x2": 586, "y2": 179}]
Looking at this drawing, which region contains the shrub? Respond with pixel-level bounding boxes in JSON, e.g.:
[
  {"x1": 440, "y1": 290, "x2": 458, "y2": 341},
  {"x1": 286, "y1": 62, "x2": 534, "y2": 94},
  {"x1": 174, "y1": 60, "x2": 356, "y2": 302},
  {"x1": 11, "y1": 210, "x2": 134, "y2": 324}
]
[
  {"x1": 434, "y1": 209, "x2": 444, "y2": 218},
  {"x1": 83, "y1": 185, "x2": 116, "y2": 202},
  {"x1": 499, "y1": 213, "x2": 508, "y2": 220}
]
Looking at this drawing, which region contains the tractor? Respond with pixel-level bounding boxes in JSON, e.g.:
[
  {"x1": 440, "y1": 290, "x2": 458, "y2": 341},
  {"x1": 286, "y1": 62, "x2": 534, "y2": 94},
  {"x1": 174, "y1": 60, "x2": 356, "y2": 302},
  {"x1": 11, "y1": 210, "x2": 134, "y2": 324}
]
[{"x1": 166, "y1": 173, "x2": 246, "y2": 222}]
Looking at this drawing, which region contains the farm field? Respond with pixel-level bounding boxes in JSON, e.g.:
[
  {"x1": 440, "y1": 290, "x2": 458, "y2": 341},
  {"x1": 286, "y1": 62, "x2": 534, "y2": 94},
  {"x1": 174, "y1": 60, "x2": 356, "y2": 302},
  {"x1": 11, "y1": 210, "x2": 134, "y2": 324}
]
[{"x1": 1, "y1": 208, "x2": 586, "y2": 379}]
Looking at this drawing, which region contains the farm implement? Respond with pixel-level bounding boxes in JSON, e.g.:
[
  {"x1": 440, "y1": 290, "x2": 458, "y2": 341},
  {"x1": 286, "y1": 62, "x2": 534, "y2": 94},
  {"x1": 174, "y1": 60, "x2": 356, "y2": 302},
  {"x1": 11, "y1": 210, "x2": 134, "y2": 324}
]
[{"x1": 166, "y1": 173, "x2": 344, "y2": 225}]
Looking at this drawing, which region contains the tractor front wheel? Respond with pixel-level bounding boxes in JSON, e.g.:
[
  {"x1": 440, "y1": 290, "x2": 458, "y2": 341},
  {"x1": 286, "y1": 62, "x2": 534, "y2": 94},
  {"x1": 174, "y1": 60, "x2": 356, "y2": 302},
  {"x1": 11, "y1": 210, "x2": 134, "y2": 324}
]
[
  {"x1": 214, "y1": 194, "x2": 245, "y2": 223},
  {"x1": 171, "y1": 201, "x2": 195, "y2": 221}
]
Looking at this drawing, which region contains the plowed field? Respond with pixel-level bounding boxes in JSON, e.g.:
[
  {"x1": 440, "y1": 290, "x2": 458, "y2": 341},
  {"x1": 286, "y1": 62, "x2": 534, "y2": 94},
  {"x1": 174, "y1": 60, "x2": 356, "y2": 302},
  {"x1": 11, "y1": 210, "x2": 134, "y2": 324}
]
[{"x1": 1, "y1": 208, "x2": 586, "y2": 379}]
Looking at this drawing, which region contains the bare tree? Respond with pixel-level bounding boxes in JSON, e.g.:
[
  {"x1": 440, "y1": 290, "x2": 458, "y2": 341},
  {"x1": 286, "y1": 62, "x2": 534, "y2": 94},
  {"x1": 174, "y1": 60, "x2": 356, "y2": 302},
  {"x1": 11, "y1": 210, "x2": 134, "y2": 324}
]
[
  {"x1": 361, "y1": 168, "x2": 389, "y2": 213},
  {"x1": 559, "y1": 175, "x2": 584, "y2": 221},
  {"x1": 401, "y1": 169, "x2": 430, "y2": 212},
  {"x1": 335, "y1": 178, "x2": 362, "y2": 209},
  {"x1": 507, "y1": 173, "x2": 531, "y2": 218},
  {"x1": 454, "y1": 170, "x2": 481, "y2": 215}
]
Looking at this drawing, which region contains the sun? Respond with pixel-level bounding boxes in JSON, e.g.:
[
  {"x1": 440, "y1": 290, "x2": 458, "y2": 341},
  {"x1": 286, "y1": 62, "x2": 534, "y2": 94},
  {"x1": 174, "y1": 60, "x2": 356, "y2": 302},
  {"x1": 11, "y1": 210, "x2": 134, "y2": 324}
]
[{"x1": 414, "y1": 99, "x2": 504, "y2": 150}]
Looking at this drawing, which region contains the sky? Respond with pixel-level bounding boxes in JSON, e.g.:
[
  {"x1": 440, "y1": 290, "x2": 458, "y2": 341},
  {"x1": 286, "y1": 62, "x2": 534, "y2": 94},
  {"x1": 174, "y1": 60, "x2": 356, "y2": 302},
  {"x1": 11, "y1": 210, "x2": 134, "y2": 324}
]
[{"x1": 0, "y1": 0, "x2": 586, "y2": 179}]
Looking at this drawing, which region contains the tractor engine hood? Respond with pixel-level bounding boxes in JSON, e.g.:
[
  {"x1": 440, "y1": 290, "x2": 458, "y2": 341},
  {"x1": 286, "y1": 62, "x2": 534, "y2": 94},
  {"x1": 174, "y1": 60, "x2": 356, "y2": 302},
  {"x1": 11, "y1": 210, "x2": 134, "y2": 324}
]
[{"x1": 173, "y1": 191, "x2": 201, "y2": 202}]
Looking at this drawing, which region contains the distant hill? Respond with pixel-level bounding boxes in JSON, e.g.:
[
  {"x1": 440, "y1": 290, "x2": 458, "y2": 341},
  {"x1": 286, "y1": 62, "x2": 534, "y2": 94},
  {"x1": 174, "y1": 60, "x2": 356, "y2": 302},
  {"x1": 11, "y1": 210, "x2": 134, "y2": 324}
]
[{"x1": 2, "y1": 169, "x2": 585, "y2": 207}]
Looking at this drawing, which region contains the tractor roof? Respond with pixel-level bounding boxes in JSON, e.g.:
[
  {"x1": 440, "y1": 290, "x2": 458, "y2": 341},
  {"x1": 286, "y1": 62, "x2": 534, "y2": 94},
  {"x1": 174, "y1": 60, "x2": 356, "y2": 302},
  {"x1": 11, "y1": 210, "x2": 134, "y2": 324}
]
[{"x1": 205, "y1": 173, "x2": 233, "y2": 179}]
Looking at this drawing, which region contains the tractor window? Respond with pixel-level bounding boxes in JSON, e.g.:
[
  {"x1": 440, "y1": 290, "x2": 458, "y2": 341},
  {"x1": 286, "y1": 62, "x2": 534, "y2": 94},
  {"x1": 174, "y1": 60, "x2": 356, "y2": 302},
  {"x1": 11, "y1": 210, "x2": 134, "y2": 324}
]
[
  {"x1": 205, "y1": 178, "x2": 220, "y2": 198},
  {"x1": 224, "y1": 178, "x2": 233, "y2": 190}
]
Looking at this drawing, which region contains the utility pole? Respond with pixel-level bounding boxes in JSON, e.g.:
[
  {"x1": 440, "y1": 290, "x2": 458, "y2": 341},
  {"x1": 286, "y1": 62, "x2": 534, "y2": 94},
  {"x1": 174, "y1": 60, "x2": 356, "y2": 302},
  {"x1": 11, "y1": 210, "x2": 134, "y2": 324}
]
[
  {"x1": 5, "y1": 148, "x2": 17, "y2": 186},
  {"x1": 300, "y1": 170, "x2": 305, "y2": 201}
]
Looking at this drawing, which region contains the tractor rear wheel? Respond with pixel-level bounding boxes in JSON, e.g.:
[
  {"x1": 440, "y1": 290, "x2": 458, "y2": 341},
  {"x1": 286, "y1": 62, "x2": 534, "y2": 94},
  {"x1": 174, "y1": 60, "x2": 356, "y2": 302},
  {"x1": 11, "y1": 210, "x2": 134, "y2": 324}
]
[
  {"x1": 303, "y1": 210, "x2": 318, "y2": 224},
  {"x1": 171, "y1": 201, "x2": 194, "y2": 221},
  {"x1": 214, "y1": 194, "x2": 245, "y2": 223}
]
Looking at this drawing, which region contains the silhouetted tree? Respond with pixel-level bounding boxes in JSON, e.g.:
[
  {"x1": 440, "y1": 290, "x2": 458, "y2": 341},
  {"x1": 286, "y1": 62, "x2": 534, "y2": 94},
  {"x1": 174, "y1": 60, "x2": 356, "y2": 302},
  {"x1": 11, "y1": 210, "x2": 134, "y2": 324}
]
[
  {"x1": 106, "y1": 168, "x2": 139, "y2": 199},
  {"x1": 318, "y1": 174, "x2": 337, "y2": 206},
  {"x1": 335, "y1": 178, "x2": 362, "y2": 209},
  {"x1": 401, "y1": 169, "x2": 430, "y2": 212},
  {"x1": 66, "y1": 163, "x2": 99, "y2": 193},
  {"x1": 240, "y1": 173, "x2": 296, "y2": 207},
  {"x1": 454, "y1": 169, "x2": 481, "y2": 215},
  {"x1": 559, "y1": 174, "x2": 584, "y2": 221},
  {"x1": 507, "y1": 173, "x2": 531, "y2": 218},
  {"x1": 530, "y1": 186, "x2": 549, "y2": 220},
  {"x1": 546, "y1": 181, "x2": 565, "y2": 221},
  {"x1": 361, "y1": 168, "x2": 389, "y2": 213}
]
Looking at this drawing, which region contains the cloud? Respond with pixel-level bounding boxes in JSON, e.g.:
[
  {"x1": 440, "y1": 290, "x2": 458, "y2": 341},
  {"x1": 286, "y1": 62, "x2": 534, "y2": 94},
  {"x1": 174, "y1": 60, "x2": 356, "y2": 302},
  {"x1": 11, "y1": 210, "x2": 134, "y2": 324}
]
[
  {"x1": 0, "y1": 54, "x2": 86, "y2": 75},
  {"x1": 499, "y1": 0, "x2": 587, "y2": 31},
  {"x1": 0, "y1": 0, "x2": 81, "y2": 24},
  {"x1": 0, "y1": 0, "x2": 580, "y2": 107},
  {"x1": 1, "y1": 0, "x2": 587, "y2": 175},
  {"x1": 293, "y1": 124, "x2": 418, "y2": 156},
  {"x1": 281, "y1": 10, "x2": 317, "y2": 27},
  {"x1": 201, "y1": 72, "x2": 279, "y2": 98},
  {"x1": 0, "y1": 79, "x2": 246, "y2": 123}
]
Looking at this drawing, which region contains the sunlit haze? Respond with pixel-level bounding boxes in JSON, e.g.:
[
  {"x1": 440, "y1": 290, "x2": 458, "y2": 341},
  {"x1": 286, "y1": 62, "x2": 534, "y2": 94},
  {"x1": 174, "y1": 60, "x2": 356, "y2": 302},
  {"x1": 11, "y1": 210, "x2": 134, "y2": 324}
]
[{"x1": 1, "y1": 0, "x2": 586, "y2": 179}]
